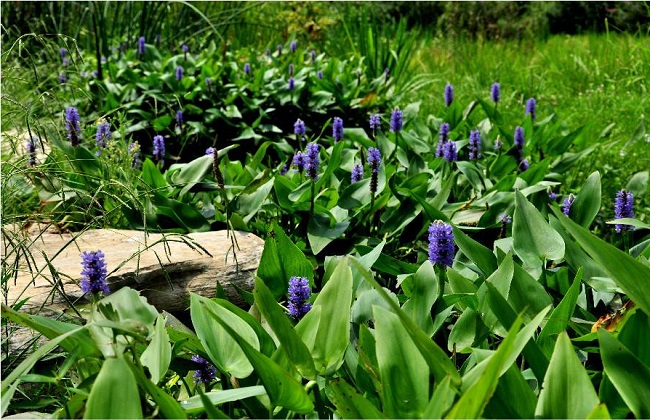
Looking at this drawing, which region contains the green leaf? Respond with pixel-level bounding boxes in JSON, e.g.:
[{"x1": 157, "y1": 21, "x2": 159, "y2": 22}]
[
  {"x1": 152, "y1": 115, "x2": 173, "y2": 131},
  {"x1": 452, "y1": 226, "x2": 498, "y2": 276},
  {"x1": 551, "y1": 206, "x2": 650, "y2": 315},
  {"x1": 571, "y1": 171, "x2": 601, "y2": 228},
  {"x1": 535, "y1": 332, "x2": 599, "y2": 418},
  {"x1": 197, "y1": 388, "x2": 229, "y2": 419},
  {"x1": 422, "y1": 375, "x2": 457, "y2": 419},
  {"x1": 257, "y1": 223, "x2": 314, "y2": 299},
  {"x1": 180, "y1": 386, "x2": 266, "y2": 414},
  {"x1": 142, "y1": 158, "x2": 171, "y2": 192},
  {"x1": 127, "y1": 358, "x2": 187, "y2": 419},
  {"x1": 598, "y1": 329, "x2": 650, "y2": 418},
  {"x1": 84, "y1": 358, "x2": 143, "y2": 419},
  {"x1": 202, "y1": 304, "x2": 314, "y2": 414},
  {"x1": 326, "y1": 377, "x2": 386, "y2": 419},
  {"x1": 312, "y1": 258, "x2": 353, "y2": 375},
  {"x1": 513, "y1": 190, "x2": 565, "y2": 266},
  {"x1": 605, "y1": 217, "x2": 650, "y2": 230},
  {"x1": 538, "y1": 269, "x2": 583, "y2": 358},
  {"x1": 348, "y1": 259, "x2": 461, "y2": 386},
  {"x1": 140, "y1": 314, "x2": 172, "y2": 384},
  {"x1": 190, "y1": 294, "x2": 260, "y2": 378},
  {"x1": 234, "y1": 176, "x2": 274, "y2": 223},
  {"x1": 307, "y1": 212, "x2": 350, "y2": 255},
  {"x1": 402, "y1": 261, "x2": 438, "y2": 336},
  {"x1": 253, "y1": 277, "x2": 316, "y2": 379},
  {"x1": 448, "y1": 307, "x2": 488, "y2": 352},
  {"x1": 446, "y1": 315, "x2": 523, "y2": 419},
  {"x1": 374, "y1": 305, "x2": 430, "y2": 418},
  {"x1": 483, "y1": 364, "x2": 537, "y2": 419},
  {"x1": 626, "y1": 170, "x2": 649, "y2": 198}
]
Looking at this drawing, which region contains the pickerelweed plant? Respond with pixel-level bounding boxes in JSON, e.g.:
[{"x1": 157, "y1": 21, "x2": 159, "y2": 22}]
[{"x1": 2, "y1": 29, "x2": 650, "y2": 420}]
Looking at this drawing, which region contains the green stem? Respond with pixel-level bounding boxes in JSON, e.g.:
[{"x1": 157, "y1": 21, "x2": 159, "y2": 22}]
[{"x1": 310, "y1": 180, "x2": 315, "y2": 218}]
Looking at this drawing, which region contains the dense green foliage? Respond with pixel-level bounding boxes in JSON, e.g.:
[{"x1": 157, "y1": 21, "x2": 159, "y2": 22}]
[{"x1": 2, "y1": 2, "x2": 650, "y2": 419}]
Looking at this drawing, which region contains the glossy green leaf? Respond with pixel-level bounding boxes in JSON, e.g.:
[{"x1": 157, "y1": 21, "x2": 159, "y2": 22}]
[
  {"x1": 197, "y1": 388, "x2": 229, "y2": 419},
  {"x1": 483, "y1": 364, "x2": 537, "y2": 419},
  {"x1": 127, "y1": 358, "x2": 187, "y2": 419},
  {"x1": 448, "y1": 307, "x2": 488, "y2": 352},
  {"x1": 535, "y1": 332, "x2": 599, "y2": 418},
  {"x1": 598, "y1": 329, "x2": 650, "y2": 419},
  {"x1": 374, "y1": 305, "x2": 429, "y2": 418},
  {"x1": 326, "y1": 377, "x2": 386, "y2": 419},
  {"x1": 84, "y1": 358, "x2": 143, "y2": 419},
  {"x1": 422, "y1": 375, "x2": 457, "y2": 419},
  {"x1": 190, "y1": 294, "x2": 259, "y2": 378},
  {"x1": 402, "y1": 261, "x2": 438, "y2": 336},
  {"x1": 551, "y1": 206, "x2": 650, "y2": 315},
  {"x1": 452, "y1": 225, "x2": 498, "y2": 276},
  {"x1": 571, "y1": 171, "x2": 601, "y2": 228},
  {"x1": 538, "y1": 269, "x2": 582, "y2": 358},
  {"x1": 257, "y1": 222, "x2": 314, "y2": 299},
  {"x1": 446, "y1": 315, "x2": 523, "y2": 419},
  {"x1": 348, "y1": 259, "x2": 461, "y2": 386},
  {"x1": 202, "y1": 304, "x2": 314, "y2": 414},
  {"x1": 312, "y1": 257, "x2": 353, "y2": 375},
  {"x1": 253, "y1": 277, "x2": 316, "y2": 379},
  {"x1": 513, "y1": 190, "x2": 565, "y2": 266},
  {"x1": 140, "y1": 314, "x2": 172, "y2": 384},
  {"x1": 180, "y1": 386, "x2": 266, "y2": 414}
]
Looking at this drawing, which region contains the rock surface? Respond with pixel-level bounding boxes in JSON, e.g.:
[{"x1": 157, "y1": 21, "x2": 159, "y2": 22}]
[{"x1": 1, "y1": 225, "x2": 264, "y2": 355}]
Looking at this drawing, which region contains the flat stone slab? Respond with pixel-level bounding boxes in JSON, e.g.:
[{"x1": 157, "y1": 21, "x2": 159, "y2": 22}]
[{"x1": 2, "y1": 226, "x2": 264, "y2": 314}]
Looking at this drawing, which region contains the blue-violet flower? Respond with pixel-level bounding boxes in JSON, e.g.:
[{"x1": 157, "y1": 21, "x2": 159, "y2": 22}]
[
  {"x1": 80, "y1": 250, "x2": 109, "y2": 295},
  {"x1": 390, "y1": 108, "x2": 403, "y2": 133},
  {"x1": 288, "y1": 276, "x2": 311, "y2": 319},
  {"x1": 614, "y1": 189, "x2": 635, "y2": 233},
  {"x1": 428, "y1": 220, "x2": 455, "y2": 267}
]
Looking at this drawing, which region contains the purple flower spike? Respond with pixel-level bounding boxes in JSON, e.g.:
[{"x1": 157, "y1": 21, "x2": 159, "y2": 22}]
[
  {"x1": 277, "y1": 44, "x2": 282, "y2": 55},
  {"x1": 469, "y1": 130, "x2": 482, "y2": 160},
  {"x1": 390, "y1": 108, "x2": 403, "y2": 133},
  {"x1": 436, "y1": 123, "x2": 450, "y2": 158},
  {"x1": 176, "y1": 66, "x2": 183, "y2": 81},
  {"x1": 368, "y1": 147, "x2": 381, "y2": 194},
  {"x1": 182, "y1": 43, "x2": 189, "y2": 53},
  {"x1": 59, "y1": 73, "x2": 67, "y2": 84},
  {"x1": 62, "y1": 58, "x2": 69, "y2": 67},
  {"x1": 205, "y1": 77, "x2": 212, "y2": 87},
  {"x1": 351, "y1": 163, "x2": 364, "y2": 183},
  {"x1": 442, "y1": 141, "x2": 457, "y2": 162},
  {"x1": 317, "y1": 70, "x2": 323, "y2": 79},
  {"x1": 310, "y1": 50, "x2": 316, "y2": 63},
  {"x1": 294, "y1": 119, "x2": 306, "y2": 136},
  {"x1": 499, "y1": 213, "x2": 512, "y2": 225},
  {"x1": 514, "y1": 126, "x2": 525, "y2": 150},
  {"x1": 293, "y1": 152, "x2": 307, "y2": 173},
  {"x1": 288, "y1": 276, "x2": 311, "y2": 319},
  {"x1": 288, "y1": 63, "x2": 294, "y2": 76},
  {"x1": 153, "y1": 135, "x2": 165, "y2": 163},
  {"x1": 519, "y1": 158, "x2": 529, "y2": 172},
  {"x1": 191, "y1": 355, "x2": 217, "y2": 385},
  {"x1": 444, "y1": 83, "x2": 454, "y2": 107},
  {"x1": 370, "y1": 114, "x2": 381, "y2": 131},
  {"x1": 205, "y1": 147, "x2": 216, "y2": 156},
  {"x1": 332, "y1": 117, "x2": 344, "y2": 142},
  {"x1": 280, "y1": 164, "x2": 289, "y2": 175},
  {"x1": 562, "y1": 194, "x2": 575, "y2": 216},
  {"x1": 290, "y1": 40, "x2": 297, "y2": 53},
  {"x1": 305, "y1": 142, "x2": 320, "y2": 180},
  {"x1": 548, "y1": 188, "x2": 557, "y2": 201},
  {"x1": 288, "y1": 77, "x2": 295, "y2": 90},
  {"x1": 491, "y1": 82, "x2": 500, "y2": 103},
  {"x1": 138, "y1": 36, "x2": 145, "y2": 54},
  {"x1": 26, "y1": 137, "x2": 37, "y2": 167},
  {"x1": 80, "y1": 250, "x2": 109, "y2": 295},
  {"x1": 95, "y1": 121, "x2": 111, "y2": 155},
  {"x1": 244, "y1": 63, "x2": 250, "y2": 75},
  {"x1": 60, "y1": 47, "x2": 67, "y2": 58},
  {"x1": 176, "y1": 110, "x2": 183, "y2": 129},
  {"x1": 526, "y1": 98, "x2": 537, "y2": 120},
  {"x1": 614, "y1": 189, "x2": 635, "y2": 233},
  {"x1": 65, "y1": 107, "x2": 81, "y2": 147},
  {"x1": 494, "y1": 138, "x2": 503, "y2": 150},
  {"x1": 428, "y1": 220, "x2": 455, "y2": 267}
]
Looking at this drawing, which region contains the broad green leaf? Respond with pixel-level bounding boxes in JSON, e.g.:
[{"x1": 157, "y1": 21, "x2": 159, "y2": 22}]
[
  {"x1": 586, "y1": 404, "x2": 612, "y2": 419},
  {"x1": 422, "y1": 375, "x2": 457, "y2": 419},
  {"x1": 605, "y1": 217, "x2": 650, "y2": 230},
  {"x1": 513, "y1": 190, "x2": 565, "y2": 266},
  {"x1": 448, "y1": 307, "x2": 488, "y2": 352},
  {"x1": 452, "y1": 226, "x2": 498, "y2": 276},
  {"x1": 374, "y1": 305, "x2": 429, "y2": 418},
  {"x1": 203, "y1": 304, "x2": 314, "y2": 414},
  {"x1": 618, "y1": 311, "x2": 650, "y2": 367},
  {"x1": 140, "y1": 314, "x2": 172, "y2": 384},
  {"x1": 402, "y1": 261, "x2": 438, "y2": 336},
  {"x1": 84, "y1": 358, "x2": 143, "y2": 419},
  {"x1": 312, "y1": 258, "x2": 353, "y2": 375},
  {"x1": 551, "y1": 206, "x2": 650, "y2": 315},
  {"x1": 484, "y1": 364, "x2": 537, "y2": 419},
  {"x1": 127, "y1": 358, "x2": 187, "y2": 419},
  {"x1": 598, "y1": 329, "x2": 650, "y2": 419},
  {"x1": 349, "y1": 259, "x2": 461, "y2": 386},
  {"x1": 234, "y1": 177, "x2": 274, "y2": 223},
  {"x1": 571, "y1": 171, "x2": 601, "y2": 228},
  {"x1": 446, "y1": 315, "x2": 523, "y2": 419},
  {"x1": 257, "y1": 223, "x2": 314, "y2": 299},
  {"x1": 180, "y1": 386, "x2": 267, "y2": 414},
  {"x1": 326, "y1": 377, "x2": 386, "y2": 419},
  {"x1": 253, "y1": 277, "x2": 316, "y2": 379},
  {"x1": 307, "y1": 212, "x2": 350, "y2": 255},
  {"x1": 535, "y1": 332, "x2": 599, "y2": 418},
  {"x1": 626, "y1": 170, "x2": 648, "y2": 198},
  {"x1": 538, "y1": 269, "x2": 582, "y2": 358},
  {"x1": 142, "y1": 158, "x2": 171, "y2": 192},
  {"x1": 197, "y1": 388, "x2": 229, "y2": 419},
  {"x1": 190, "y1": 294, "x2": 259, "y2": 378}
]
